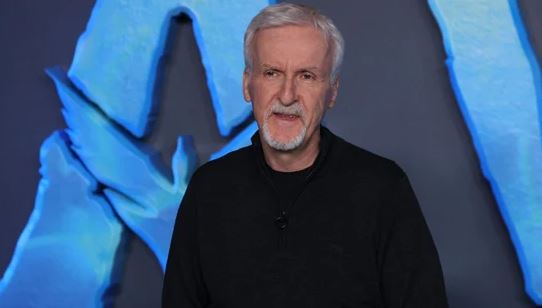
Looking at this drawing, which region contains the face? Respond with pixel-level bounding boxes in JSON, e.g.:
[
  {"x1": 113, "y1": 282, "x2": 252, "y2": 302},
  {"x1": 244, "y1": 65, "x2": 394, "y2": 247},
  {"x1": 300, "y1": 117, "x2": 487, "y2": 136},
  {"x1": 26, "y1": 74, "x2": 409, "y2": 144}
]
[{"x1": 243, "y1": 25, "x2": 339, "y2": 152}]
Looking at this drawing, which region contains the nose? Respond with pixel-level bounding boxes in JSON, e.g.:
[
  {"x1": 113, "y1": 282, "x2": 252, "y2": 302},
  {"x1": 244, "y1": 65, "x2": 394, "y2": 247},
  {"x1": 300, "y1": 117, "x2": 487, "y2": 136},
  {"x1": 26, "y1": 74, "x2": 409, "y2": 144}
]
[{"x1": 278, "y1": 77, "x2": 297, "y2": 105}]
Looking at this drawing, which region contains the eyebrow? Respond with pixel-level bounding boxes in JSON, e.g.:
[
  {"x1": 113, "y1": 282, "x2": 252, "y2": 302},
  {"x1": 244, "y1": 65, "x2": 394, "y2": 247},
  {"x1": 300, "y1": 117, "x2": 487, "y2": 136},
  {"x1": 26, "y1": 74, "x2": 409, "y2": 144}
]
[
  {"x1": 261, "y1": 64, "x2": 321, "y2": 72},
  {"x1": 261, "y1": 64, "x2": 281, "y2": 70},
  {"x1": 298, "y1": 66, "x2": 320, "y2": 71}
]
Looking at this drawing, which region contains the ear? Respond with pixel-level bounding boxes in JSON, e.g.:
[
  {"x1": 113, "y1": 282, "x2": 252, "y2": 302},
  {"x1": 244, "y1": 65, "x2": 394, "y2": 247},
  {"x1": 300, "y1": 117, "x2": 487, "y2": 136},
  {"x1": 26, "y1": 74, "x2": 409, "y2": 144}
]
[
  {"x1": 242, "y1": 69, "x2": 252, "y2": 103},
  {"x1": 328, "y1": 77, "x2": 340, "y2": 108}
]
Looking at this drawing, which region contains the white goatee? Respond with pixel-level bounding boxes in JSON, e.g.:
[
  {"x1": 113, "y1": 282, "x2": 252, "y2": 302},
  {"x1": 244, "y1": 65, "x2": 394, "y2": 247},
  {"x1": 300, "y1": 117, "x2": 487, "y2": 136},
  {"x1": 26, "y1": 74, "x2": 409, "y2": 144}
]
[{"x1": 262, "y1": 102, "x2": 306, "y2": 151}]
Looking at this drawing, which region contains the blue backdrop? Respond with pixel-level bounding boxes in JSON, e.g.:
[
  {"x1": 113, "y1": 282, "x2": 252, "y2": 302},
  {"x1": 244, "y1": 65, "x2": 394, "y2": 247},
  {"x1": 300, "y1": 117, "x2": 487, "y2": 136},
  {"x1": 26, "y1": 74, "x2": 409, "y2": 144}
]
[{"x1": 1, "y1": 0, "x2": 541, "y2": 307}]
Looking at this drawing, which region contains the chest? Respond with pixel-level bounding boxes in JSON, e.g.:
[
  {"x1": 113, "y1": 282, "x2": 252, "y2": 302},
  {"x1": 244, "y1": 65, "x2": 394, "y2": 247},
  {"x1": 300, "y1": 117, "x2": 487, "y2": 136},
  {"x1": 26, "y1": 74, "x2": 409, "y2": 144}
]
[{"x1": 197, "y1": 179, "x2": 385, "y2": 307}]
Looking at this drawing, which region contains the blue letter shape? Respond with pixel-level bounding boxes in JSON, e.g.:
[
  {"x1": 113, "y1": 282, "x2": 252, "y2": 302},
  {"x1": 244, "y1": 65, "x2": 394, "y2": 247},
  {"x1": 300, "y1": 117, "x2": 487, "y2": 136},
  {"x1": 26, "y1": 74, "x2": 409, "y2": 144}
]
[
  {"x1": 69, "y1": 0, "x2": 270, "y2": 138},
  {"x1": 428, "y1": 0, "x2": 542, "y2": 304},
  {"x1": 1, "y1": 0, "x2": 270, "y2": 306},
  {"x1": 48, "y1": 67, "x2": 197, "y2": 270},
  {"x1": 0, "y1": 132, "x2": 126, "y2": 307}
]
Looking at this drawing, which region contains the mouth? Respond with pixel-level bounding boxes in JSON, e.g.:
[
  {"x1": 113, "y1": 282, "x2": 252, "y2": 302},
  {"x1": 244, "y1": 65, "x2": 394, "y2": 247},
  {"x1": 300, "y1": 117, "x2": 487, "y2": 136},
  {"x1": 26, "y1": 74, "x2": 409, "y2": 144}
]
[{"x1": 273, "y1": 112, "x2": 300, "y2": 121}]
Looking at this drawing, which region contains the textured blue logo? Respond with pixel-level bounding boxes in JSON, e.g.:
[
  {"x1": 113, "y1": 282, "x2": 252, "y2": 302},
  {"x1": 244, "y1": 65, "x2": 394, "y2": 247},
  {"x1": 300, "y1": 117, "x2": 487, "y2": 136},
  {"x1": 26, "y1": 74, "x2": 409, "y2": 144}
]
[
  {"x1": 0, "y1": 0, "x2": 268, "y2": 306},
  {"x1": 1, "y1": 0, "x2": 541, "y2": 306},
  {"x1": 429, "y1": 0, "x2": 542, "y2": 304}
]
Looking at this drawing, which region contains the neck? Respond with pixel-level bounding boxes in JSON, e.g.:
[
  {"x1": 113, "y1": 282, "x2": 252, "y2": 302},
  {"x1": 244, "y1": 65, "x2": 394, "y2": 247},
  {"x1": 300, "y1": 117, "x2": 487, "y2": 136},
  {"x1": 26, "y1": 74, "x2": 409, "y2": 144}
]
[{"x1": 261, "y1": 127, "x2": 321, "y2": 172}]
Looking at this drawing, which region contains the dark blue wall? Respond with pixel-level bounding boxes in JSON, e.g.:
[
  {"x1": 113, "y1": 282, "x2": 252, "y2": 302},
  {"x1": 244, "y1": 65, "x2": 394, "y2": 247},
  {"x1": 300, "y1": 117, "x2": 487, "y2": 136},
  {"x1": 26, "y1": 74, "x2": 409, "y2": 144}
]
[{"x1": 1, "y1": 0, "x2": 541, "y2": 307}]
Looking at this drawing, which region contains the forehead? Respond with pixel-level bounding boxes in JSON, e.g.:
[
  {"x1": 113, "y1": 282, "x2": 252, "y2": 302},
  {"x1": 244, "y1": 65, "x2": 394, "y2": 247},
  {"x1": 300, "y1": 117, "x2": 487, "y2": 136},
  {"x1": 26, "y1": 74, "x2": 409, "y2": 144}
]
[{"x1": 252, "y1": 25, "x2": 330, "y2": 69}]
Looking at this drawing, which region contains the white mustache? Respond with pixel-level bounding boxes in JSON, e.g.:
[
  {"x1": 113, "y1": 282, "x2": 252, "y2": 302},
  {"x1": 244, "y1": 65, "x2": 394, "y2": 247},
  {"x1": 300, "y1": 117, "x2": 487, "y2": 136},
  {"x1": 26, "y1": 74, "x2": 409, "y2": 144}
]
[{"x1": 267, "y1": 102, "x2": 304, "y2": 118}]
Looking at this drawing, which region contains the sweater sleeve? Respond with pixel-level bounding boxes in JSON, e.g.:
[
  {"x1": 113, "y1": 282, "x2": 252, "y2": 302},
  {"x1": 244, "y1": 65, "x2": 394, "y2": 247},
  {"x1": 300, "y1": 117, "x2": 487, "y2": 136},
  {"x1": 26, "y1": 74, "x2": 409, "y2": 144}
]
[
  {"x1": 162, "y1": 176, "x2": 209, "y2": 307},
  {"x1": 378, "y1": 171, "x2": 449, "y2": 308}
]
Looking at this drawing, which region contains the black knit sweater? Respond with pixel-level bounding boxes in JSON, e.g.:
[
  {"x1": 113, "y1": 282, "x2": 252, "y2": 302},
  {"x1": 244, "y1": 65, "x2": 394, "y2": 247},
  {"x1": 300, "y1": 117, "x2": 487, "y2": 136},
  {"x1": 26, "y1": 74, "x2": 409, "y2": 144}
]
[{"x1": 162, "y1": 127, "x2": 448, "y2": 308}]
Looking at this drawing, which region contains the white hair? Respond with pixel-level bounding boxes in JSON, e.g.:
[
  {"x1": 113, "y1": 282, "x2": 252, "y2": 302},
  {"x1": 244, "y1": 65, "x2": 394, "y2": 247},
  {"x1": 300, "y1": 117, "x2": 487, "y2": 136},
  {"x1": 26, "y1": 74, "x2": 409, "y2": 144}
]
[{"x1": 244, "y1": 2, "x2": 345, "y2": 81}]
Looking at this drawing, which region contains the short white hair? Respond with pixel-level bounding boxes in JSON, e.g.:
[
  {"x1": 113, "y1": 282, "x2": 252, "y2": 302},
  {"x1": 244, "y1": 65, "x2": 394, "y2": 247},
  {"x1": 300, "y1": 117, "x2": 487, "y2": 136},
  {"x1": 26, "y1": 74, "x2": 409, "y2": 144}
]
[{"x1": 244, "y1": 2, "x2": 345, "y2": 81}]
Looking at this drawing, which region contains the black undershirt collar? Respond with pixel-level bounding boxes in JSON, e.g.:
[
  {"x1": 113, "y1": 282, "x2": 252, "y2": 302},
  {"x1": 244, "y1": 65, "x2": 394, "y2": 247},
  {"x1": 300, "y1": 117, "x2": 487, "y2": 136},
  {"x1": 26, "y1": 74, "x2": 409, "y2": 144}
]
[
  {"x1": 251, "y1": 126, "x2": 333, "y2": 207},
  {"x1": 265, "y1": 162, "x2": 314, "y2": 206}
]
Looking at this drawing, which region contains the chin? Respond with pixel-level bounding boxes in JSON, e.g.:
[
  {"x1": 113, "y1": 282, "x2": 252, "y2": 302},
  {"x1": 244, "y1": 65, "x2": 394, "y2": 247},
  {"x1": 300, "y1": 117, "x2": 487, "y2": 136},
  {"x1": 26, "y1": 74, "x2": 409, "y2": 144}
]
[{"x1": 262, "y1": 121, "x2": 307, "y2": 151}]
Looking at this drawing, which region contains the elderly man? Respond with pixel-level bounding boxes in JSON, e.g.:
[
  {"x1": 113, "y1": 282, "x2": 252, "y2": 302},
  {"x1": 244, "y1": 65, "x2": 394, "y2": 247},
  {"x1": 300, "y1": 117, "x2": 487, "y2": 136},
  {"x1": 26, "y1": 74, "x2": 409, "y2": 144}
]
[{"x1": 163, "y1": 3, "x2": 448, "y2": 307}]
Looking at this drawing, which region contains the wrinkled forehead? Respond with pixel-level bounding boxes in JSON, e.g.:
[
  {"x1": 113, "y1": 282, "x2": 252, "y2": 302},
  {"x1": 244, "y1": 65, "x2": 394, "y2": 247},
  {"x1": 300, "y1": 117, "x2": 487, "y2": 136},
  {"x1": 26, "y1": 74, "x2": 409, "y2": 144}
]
[{"x1": 252, "y1": 25, "x2": 332, "y2": 70}]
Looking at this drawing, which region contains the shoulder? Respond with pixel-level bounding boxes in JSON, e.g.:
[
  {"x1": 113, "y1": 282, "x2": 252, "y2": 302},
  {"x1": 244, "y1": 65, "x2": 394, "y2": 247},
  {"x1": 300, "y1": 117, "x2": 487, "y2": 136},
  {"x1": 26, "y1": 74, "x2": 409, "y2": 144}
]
[
  {"x1": 327, "y1": 131, "x2": 406, "y2": 184},
  {"x1": 189, "y1": 144, "x2": 255, "y2": 186}
]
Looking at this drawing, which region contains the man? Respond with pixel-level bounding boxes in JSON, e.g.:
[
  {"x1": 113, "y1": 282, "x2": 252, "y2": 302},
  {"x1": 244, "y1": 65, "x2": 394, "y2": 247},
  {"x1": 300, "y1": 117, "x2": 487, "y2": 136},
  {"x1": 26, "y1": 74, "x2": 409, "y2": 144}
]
[{"x1": 163, "y1": 3, "x2": 448, "y2": 307}]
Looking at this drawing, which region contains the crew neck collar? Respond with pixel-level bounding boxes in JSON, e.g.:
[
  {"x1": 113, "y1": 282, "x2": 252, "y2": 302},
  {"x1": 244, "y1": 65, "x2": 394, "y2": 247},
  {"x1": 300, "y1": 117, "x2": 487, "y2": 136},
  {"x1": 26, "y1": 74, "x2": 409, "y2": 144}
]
[{"x1": 251, "y1": 126, "x2": 333, "y2": 180}]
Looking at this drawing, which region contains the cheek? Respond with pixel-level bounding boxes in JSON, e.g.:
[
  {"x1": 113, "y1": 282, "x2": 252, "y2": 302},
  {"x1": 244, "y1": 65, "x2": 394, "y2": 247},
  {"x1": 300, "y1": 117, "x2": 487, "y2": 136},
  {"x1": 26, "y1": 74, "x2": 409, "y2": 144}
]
[
  {"x1": 250, "y1": 81, "x2": 277, "y2": 112},
  {"x1": 250, "y1": 92, "x2": 270, "y2": 122},
  {"x1": 253, "y1": 104, "x2": 267, "y2": 121},
  {"x1": 307, "y1": 105, "x2": 325, "y2": 128},
  {"x1": 303, "y1": 91, "x2": 327, "y2": 120}
]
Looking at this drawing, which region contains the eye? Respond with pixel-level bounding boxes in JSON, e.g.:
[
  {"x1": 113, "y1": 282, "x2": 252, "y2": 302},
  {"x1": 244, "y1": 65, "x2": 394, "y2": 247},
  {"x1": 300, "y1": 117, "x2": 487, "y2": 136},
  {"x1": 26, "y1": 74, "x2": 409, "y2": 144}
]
[
  {"x1": 300, "y1": 72, "x2": 316, "y2": 81},
  {"x1": 263, "y1": 69, "x2": 279, "y2": 78}
]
